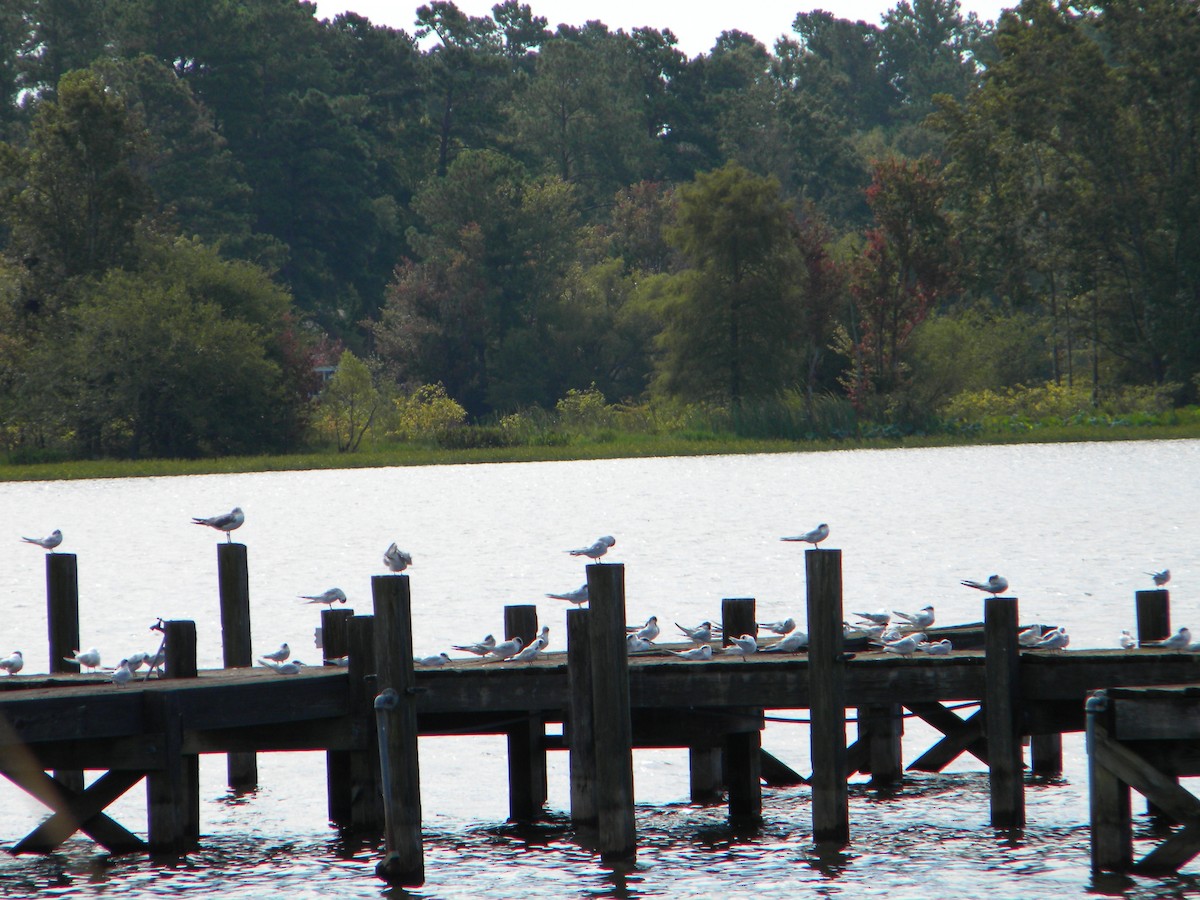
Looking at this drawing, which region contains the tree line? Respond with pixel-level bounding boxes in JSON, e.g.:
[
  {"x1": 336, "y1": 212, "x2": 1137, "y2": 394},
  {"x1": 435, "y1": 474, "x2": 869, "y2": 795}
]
[{"x1": 0, "y1": 0, "x2": 1195, "y2": 459}]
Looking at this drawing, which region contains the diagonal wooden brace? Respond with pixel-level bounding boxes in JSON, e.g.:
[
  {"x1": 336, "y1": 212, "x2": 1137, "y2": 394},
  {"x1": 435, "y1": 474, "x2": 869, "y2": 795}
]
[
  {"x1": 1091, "y1": 731, "x2": 1200, "y2": 873},
  {"x1": 4, "y1": 767, "x2": 146, "y2": 854},
  {"x1": 906, "y1": 703, "x2": 990, "y2": 771}
]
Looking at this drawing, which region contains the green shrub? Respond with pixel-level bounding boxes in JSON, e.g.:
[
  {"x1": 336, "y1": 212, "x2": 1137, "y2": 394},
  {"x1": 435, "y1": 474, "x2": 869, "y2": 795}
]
[{"x1": 390, "y1": 383, "x2": 467, "y2": 441}]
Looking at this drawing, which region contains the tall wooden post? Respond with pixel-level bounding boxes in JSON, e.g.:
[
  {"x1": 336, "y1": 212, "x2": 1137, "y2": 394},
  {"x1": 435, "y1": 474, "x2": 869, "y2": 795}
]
[
  {"x1": 348, "y1": 615, "x2": 383, "y2": 831},
  {"x1": 1135, "y1": 588, "x2": 1174, "y2": 822},
  {"x1": 1136, "y1": 589, "x2": 1171, "y2": 644},
  {"x1": 725, "y1": 724, "x2": 763, "y2": 825},
  {"x1": 323, "y1": 607, "x2": 355, "y2": 825},
  {"x1": 504, "y1": 604, "x2": 539, "y2": 647},
  {"x1": 371, "y1": 575, "x2": 424, "y2": 887},
  {"x1": 1087, "y1": 691, "x2": 1132, "y2": 872},
  {"x1": 720, "y1": 598, "x2": 757, "y2": 647},
  {"x1": 587, "y1": 563, "x2": 636, "y2": 860},
  {"x1": 147, "y1": 620, "x2": 200, "y2": 853},
  {"x1": 689, "y1": 748, "x2": 723, "y2": 803},
  {"x1": 807, "y1": 548, "x2": 849, "y2": 845},
  {"x1": 566, "y1": 608, "x2": 597, "y2": 826},
  {"x1": 216, "y1": 543, "x2": 256, "y2": 791},
  {"x1": 45, "y1": 552, "x2": 83, "y2": 794},
  {"x1": 984, "y1": 596, "x2": 1024, "y2": 828}
]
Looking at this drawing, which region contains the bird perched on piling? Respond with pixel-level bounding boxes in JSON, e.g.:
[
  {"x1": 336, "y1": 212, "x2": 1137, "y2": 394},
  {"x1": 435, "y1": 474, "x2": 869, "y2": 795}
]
[
  {"x1": 676, "y1": 621, "x2": 715, "y2": 645},
  {"x1": 567, "y1": 535, "x2": 616, "y2": 561},
  {"x1": 893, "y1": 605, "x2": 935, "y2": 631},
  {"x1": 300, "y1": 588, "x2": 347, "y2": 607},
  {"x1": 1145, "y1": 626, "x2": 1191, "y2": 652},
  {"x1": 961, "y1": 574, "x2": 1008, "y2": 597},
  {"x1": 191, "y1": 507, "x2": 244, "y2": 541},
  {"x1": 21, "y1": 529, "x2": 62, "y2": 551},
  {"x1": 63, "y1": 647, "x2": 101, "y2": 672},
  {"x1": 546, "y1": 584, "x2": 589, "y2": 607},
  {"x1": 1146, "y1": 569, "x2": 1171, "y2": 588},
  {"x1": 759, "y1": 617, "x2": 796, "y2": 636},
  {"x1": 781, "y1": 523, "x2": 829, "y2": 547},
  {"x1": 668, "y1": 644, "x2": 713, "y2": 661},
  {"x1": 452, "y1": 634, "x2": 497, "y2": 656},
  {"x1": 724, "y1": 634, "x2": 758, "y2": 657},
  {"x1": 0, "y1": 650, "x2": 24, "y2": 675},
  {"x1": 416, "y1": 652, "x2": 451, "y2": 667},
  {"x1": 384, "y1": 543, "x2": 413, "y2": 573},
  {"x1": 761, "y1": 631, "x2": 809, "y2": 653},
  {"x1": 260, "y1": 642, "x2": 290, "y2": 662},
  {"x1": 110, "y1": 659, "x2": 133, "y2": 685}
]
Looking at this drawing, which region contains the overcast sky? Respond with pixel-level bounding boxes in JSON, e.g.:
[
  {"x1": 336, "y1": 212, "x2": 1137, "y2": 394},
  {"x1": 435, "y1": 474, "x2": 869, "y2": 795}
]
[{"x1": 314, "y1": 0, "x2": 1011, "y2": 58}]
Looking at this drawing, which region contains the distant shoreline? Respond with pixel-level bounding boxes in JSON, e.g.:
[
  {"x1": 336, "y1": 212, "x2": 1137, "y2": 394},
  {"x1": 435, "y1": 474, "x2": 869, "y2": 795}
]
[{"x1": 2, "y1": 422, "x2": 1197, "y2": 483}]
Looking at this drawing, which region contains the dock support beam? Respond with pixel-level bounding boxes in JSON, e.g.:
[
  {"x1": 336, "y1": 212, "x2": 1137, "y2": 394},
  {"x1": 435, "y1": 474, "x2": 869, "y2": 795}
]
[
  {"x1": 372, "y1": 575, "x2": 424, "y2": 887},
  {"x1": 323, "y1": 608, "x2": 355, "y2": 825},
  {"x1": 1087, "y1": 691, "x2": 1132, "y2": 872},
  {"x1": 217, "y1": 543, "x2": 257, "y2": 792},
  {"x1": 348, "y1": 615, "x2": 383, "y2": 831},
  {"x1": 504, "y1": 604, "x2": 539, "y2": 648},
  {"x1": 807, "y1": 548, "x2": 849, "y2": 845},
  {"x1": 587, "y1": 562, "x2": 636, "y2": 860},
  {"x1": 45, "y1": 552, "x2": 83, "y2": 795},
  {"x1": 146, "y1": 620, "x2": 200, "y2": 854},
  {"x1": 566, "y1": 608, "x2": 597, "y2": 826},
  {"x1": 984, "y1": 596, "x2": 1024, "y2": 829},
  {"x1": 725, "y1": 725, "x2": 762, "y2": 825},
  {"x1": 1135, "y1": 587, "x2": 1176, "y2": 822},
  {"x1": 689, "y1": 748, "x2": 722, "y2": 804},
  {"x1": 858, "y1": 705, "x2": 904, "y2": 788}
]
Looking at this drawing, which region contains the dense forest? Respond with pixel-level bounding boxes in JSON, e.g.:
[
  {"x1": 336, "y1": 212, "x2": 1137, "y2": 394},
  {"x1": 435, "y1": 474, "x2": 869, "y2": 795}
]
[{"x1": 0, "y1": 0, "x2": 1196, "y2": 459}]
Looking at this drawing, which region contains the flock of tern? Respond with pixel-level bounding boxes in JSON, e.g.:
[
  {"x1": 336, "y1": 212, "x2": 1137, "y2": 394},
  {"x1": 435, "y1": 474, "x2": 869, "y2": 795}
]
[{"x1": 8, "y1": 516, "x2": 1185, "y2": 682}]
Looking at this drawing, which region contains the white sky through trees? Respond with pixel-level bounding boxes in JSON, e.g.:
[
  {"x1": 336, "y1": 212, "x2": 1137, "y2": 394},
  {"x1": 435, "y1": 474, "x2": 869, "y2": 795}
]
[{"x1": 315, "y1": 0, "x2": 1010, "y2": 58}]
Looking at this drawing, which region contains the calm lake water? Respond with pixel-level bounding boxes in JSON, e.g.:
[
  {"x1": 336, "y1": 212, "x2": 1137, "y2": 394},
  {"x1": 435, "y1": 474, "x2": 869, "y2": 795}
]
[{"x1": 0, "y1": 439, "x2": 1198, "y2": 898}]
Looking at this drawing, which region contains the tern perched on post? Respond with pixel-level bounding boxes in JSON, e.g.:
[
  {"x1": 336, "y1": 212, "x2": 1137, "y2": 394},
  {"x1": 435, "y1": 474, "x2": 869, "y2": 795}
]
[
  {"x1": 961, "y1": 574, "x2": 1008, "y2": 597},
  {"x1": 384, "y1": 543, "x2": 413, "y2": 573},
  {"x1": 192, "y1": 507, "x2": 244, "y2": 542},
  {"x1": 567, "y1": 535, "x2": 616, "y2": 561},
  {"x1": 780, "y1": 523, "x2": 829, "y2": 547},
  {"x1": 547, "y1": 584, "x2": 589, "y2": 607},
  {"x1": 1146, "y1": 569, "x2": 1170, "y2": 588},
  {"x1": 21, "y1": 529, "x2": 62, "y2": 550},
  {"x1": 300, "y1": 588, "x2": 348, "y2": 607}
]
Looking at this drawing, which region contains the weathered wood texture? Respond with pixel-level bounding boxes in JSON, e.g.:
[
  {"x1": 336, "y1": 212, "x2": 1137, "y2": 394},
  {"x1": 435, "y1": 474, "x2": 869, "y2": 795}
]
[
  {"x1": 586, "y1": 562, "x2": 636, "y2": 860},
  {"x1": 1135, "y1": 590, "x2": 1171, "y2": 644},
  {"x1": 984, "y1": 597, "x2": 1024, "y2": 828},
  {"x1": 348, "y1": 615, "x2": 383, "y2": 831},
  {"x1": 807, "y1": 548, "x2": 848, "y2": 845},
  {"x1": 721, "y1": 598, "x2": 757, "y2": 647},
  {"x1": 371, "y1": 575, "x2": 424, "y2": 887},
  {"x1": 566, "y1": 608, "x2": 596, "y2": 825},
  {"x1": 45, "y1": 552, "x2": 83, "y2": 795},
  {"x1": 322, "y1": 607, "x2": 355, "y2": 825},
  {"x1": 216, "y1": 543, "x2": 256, "y2": 791},
  {"x1": 504, "y1": 605, "x2": 539, "y2": 647}
]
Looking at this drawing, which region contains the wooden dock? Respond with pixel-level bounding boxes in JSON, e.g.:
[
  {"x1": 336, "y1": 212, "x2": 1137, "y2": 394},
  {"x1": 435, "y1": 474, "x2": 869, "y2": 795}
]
[{"x1": 2, "y1": 549, "x2": 1196, "y2": 885}]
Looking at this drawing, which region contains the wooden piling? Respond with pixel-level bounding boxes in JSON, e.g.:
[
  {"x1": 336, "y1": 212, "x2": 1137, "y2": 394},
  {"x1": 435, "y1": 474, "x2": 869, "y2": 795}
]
[
  {"x1": 323, "y1": 607, "x2": 355, "y2": 825},
  {"x1": 806, "y1": 548, "x2": 849, "y2": 845},
  {"x1": 45, "y1": 552, "x2": 83, "y2": 795},
  {"x1": 216, "y1": 542, "x2": 256, "y2": 791},
  {"x1": 1135, "y1": 588, "x2": 1175, "y2": 822},
  {"x1": 859, "y1": 704, "x2": 904, "y2": 788},
  {"x1": 688, "y1": 748, "x2": 723, "y2": 803},
  {"x1": 504, "y1": 604, "x2": 539, "y2": 647},
  {"x1": 566, "y1": 608, "x2": 597, "y2": 826},
  {"x1": 586, "y1": 562, "x2": 636, "y2": 860},
  {"x1": 371, "y1": 575, "x2": 424, "y2": 887},
  {"x1": 1086, "y1": 691, "x2": 1132, "y2": 872},
  {"x1": 347, "y1": 615, "x2": 383, "y2": 831},
  {"x1": 1030, "y1": 734, "x2": 1063, "y2": 776},
  {"x1": 721, "y1": 598, "x2": 757, "y2": 648},
  {"x1": 1135, "y1": 589, "x2": 1171, "y2": 645},
  {"x1": 725, "y1": 726, "x2": 763, "y2": 825},
  {"x1": 147, "y1": 620, "x2": 199, "y2": 853},
  {"x1": 984, "y1": 596, "x2": 1024, "y2": 829}
]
